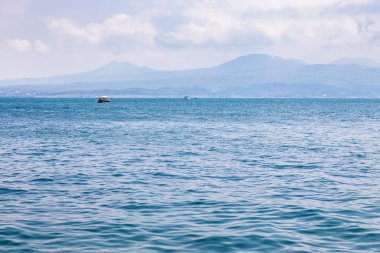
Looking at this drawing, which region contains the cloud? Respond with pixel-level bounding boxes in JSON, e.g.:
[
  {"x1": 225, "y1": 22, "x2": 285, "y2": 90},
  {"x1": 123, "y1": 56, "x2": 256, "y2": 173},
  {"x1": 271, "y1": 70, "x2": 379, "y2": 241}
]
[
  {"x1": 7, "y1": 39, "x2": 49, "y2": 53},
  {"x1": 34, "y1": 40, "x2": 49, "y2": 53},
  {"x1": 7, "y1": 39, "x2": 31, "y2": 52},
  {"x1": 47, "y1": 14, "x2": 156, "y2": 48},
  {"x1": 222, "y1": 0, "x2": 375, "y2": 12},
  {"x1": 42, "y1": 0, "x2": 380, "y2": 52},
  {"x1": 47, "y1": 18, "x2": 102, "y2": 44},
  {"x1": 157, "y1": 0, "x2": 380, "y2": 50}
]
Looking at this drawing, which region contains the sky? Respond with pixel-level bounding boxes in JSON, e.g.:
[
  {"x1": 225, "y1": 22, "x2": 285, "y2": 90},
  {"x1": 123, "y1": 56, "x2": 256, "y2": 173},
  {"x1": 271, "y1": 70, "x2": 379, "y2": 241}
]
[{"x1": 1, "y1": 0, "x2": 380, "y2": 79}]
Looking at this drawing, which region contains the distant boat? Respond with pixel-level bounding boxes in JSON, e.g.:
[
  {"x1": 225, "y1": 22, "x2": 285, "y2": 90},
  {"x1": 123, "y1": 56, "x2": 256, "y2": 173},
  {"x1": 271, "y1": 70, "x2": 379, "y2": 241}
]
[
  {"x1": 184, "y1": 96, "x2": 199, "y2": 100},
  {"x1": 98, "y1": 96, "x2": 110, "y2": 103}
]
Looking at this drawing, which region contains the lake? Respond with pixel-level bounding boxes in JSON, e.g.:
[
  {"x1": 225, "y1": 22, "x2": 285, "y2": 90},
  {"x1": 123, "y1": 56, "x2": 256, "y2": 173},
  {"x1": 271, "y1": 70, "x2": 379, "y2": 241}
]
[{"x1": 1, "y1": 98, "x2": 380, "y2": 252}]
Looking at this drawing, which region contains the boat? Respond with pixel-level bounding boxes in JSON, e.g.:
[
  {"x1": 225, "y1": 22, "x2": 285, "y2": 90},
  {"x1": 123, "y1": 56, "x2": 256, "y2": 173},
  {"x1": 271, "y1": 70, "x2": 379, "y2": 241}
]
[
  {"x1": 98, "y1": 96, "x2": 110, "y2": 103},
  {"x1": 184, "y1": 96, "x2": 191, "y2": 100}
]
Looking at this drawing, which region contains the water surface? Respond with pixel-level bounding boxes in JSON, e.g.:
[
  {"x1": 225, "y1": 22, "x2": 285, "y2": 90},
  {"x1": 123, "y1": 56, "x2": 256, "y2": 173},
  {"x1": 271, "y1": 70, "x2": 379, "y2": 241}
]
[{"x1": 1, "y1": 98, "x2": 380, "y2": 252}]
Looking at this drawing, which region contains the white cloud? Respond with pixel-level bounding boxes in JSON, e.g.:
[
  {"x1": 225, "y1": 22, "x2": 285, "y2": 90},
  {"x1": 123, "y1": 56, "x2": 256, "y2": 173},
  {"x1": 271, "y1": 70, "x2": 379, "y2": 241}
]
[
  {"x1": 223, "y1": 0, "x2": 375, "y2": 12},
  {"x1": 7, "y1": 39, "x2": 49, "y2": 53},
  {"x1": 34, "y1": 40, "x2": 49, "y2": 53},
  {"x1": 47, "y1": 18, "x2": 102, "y2": 44},
  {"x1": 47, "y1": 14, "x2": 156, "y2": 47},
  {"x1": 158, "y1": 0, "x2": 380, "y2": 50},
  {"x1": 163, "y1": 4, "x2": 242, "y2": 45},
  {"x1": 42, "y1": 0, "x2": 380, "y2": 52},
  {"x1": 7, "y1": 39, "x2": 32, "y2": 52}
]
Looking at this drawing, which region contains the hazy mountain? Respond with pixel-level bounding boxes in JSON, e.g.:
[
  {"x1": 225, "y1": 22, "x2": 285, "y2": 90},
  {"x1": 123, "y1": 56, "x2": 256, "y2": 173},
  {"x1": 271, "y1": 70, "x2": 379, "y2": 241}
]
[
  {"x1": 216, "y1": 54, "x2": 306, "y2": 70},
  {"x1": 1, "y1": 54, "x2": 380, "y2": 97},
  {"x1": 0, "y1": 61, "x2": 157, "y2": 86},
  {"x1": 331, "y1": 57, "x2": 380, "y2": 67}
]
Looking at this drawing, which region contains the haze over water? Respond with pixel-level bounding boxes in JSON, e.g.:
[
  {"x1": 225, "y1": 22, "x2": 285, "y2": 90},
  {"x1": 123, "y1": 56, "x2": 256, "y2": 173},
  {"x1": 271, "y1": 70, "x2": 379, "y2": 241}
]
[{"x1": 1, "y1": 98, "x2": 380, "y2": 252}]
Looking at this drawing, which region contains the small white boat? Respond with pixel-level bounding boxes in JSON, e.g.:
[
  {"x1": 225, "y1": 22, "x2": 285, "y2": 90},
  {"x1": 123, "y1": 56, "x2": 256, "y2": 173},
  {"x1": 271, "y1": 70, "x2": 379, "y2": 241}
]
[
  {"x1": 98, "y1": 96, "x2": 110, "y2": 103},
  {"x1": 184, "y1": 96, "x2": 191, "y2": 100}
]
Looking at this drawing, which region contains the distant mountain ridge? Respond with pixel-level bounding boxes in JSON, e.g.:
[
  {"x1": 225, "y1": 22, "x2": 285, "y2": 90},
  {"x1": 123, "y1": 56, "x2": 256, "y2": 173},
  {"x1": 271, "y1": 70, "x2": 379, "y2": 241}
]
[
  {"x1": 1, "y1": 54, "x2": 380, "y2": 98},
  {"x1": 216, "y1": 54, "x2": 306, "y2": 69},
  {"x1": 331, "y1": 57, "x2": 380, "y2": 67}
]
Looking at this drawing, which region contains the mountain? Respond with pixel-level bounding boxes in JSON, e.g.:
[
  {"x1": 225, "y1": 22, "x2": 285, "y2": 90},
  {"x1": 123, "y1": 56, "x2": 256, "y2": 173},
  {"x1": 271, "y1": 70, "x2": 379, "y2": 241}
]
[
  {"x1": 1, "y1": 54, "x2": 380, "y2": 98},
  {"x1": 1, "y1": 61, "x2": 157, "y2": 86},
  {"x1": 331, "y1": 57, "x2": 380, "y2": 67},
  {"x1": 216, "y1": 54, "x2": 305, "y2": 70}
]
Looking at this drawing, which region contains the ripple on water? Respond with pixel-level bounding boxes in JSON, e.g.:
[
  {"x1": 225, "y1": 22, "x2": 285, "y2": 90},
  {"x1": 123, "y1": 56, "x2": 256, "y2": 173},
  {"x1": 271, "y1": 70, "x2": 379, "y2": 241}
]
[{"x1": 1, "y1": 98, "x2": 380, "y2": 252}]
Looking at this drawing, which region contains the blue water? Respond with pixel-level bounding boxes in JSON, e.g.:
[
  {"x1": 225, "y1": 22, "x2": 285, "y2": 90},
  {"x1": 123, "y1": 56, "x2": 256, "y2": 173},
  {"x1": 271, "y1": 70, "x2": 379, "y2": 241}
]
[{"x1": 1, "y1": 98, "x2": 380, "y2": 252}]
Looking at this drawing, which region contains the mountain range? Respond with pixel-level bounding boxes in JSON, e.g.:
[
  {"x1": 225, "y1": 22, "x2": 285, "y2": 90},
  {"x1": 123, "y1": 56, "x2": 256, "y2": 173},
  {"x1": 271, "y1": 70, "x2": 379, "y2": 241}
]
[{"x1": 1, "y1": 54, "x2": 380, "y2": 98}]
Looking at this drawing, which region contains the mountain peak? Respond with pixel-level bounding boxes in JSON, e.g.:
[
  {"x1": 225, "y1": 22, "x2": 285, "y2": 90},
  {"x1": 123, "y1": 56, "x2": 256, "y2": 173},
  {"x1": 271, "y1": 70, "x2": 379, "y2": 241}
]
[
  {"x1": 99, "y1": 61, "x2": 144, "y2": 70},
  {"x1": 217, "y1": 54, "x2": 305, "y2": 69},
  {"x1": 90, "y1": 61, "x2": 154, "y2": 76}
]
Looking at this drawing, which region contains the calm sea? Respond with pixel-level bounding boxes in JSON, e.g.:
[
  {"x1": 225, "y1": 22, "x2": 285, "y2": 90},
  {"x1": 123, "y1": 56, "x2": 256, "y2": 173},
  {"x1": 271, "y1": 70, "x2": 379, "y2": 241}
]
[{"x1": 1, "y1": 98, "x2": 380, "y2": 252}]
